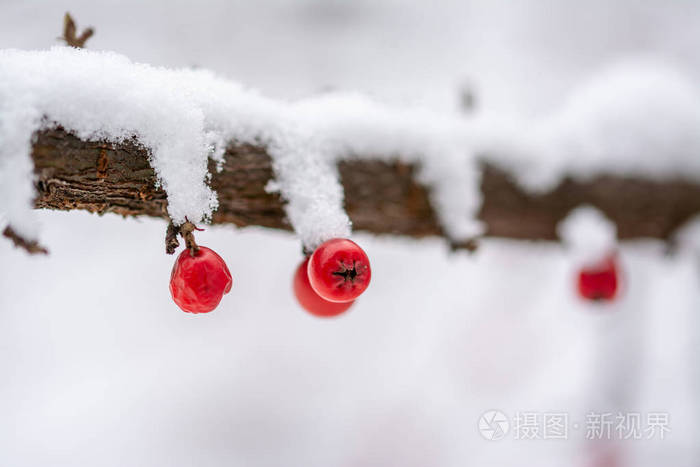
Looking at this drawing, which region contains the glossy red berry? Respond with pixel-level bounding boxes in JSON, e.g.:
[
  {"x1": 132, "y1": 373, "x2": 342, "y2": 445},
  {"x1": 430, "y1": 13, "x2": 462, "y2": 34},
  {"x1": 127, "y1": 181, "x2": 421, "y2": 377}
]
[
  {"x1": 294, "y1": 258, "x2": 354, "y2": 317},
  {"x1": 169, "y1": 246, "x2": 233, "y2": 314},
  {"x1": 577, "y1": 253, "x2": 619, "y2": 302},
  {"x1": 308, "y1": 238, "x2": 371, "y2": 303}
]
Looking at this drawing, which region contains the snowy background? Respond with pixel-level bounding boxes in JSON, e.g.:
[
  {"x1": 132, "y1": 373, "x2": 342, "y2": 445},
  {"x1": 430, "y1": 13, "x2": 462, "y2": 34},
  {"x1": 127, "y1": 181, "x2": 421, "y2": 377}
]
[{"x1": 1, "y1": 1, "x2": 700, "y2": 466}]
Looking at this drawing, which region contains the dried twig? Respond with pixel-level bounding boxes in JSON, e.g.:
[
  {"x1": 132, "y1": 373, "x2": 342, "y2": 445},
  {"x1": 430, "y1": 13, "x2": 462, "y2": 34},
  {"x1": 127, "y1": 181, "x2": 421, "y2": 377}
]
[
  {"x1": 165, "y1": 220, "x2": 202, "y2": 256},
  {"x1": 3, "y1": 226, "x2": 48, "y2": 255},
  {"x1": 61, "y1": 13, "x2": 94, "y2": 48},
  {"x1": 165, "y1": 222, "x2": 180, "y2": 254}
]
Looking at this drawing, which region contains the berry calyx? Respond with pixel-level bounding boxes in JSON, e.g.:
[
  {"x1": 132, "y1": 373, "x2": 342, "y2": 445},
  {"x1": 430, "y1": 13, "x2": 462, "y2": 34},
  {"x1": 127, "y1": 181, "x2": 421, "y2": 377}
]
[
  {"x1": 577, "y1": 253, "x2": 619, "y2": 302},
  {"x1": 294, "y1": 258, "x2": 354, "y2": 317},
  {"x1": 308, "y1": 238, "x2": 371, "y2": 303},
  {"x1": 169, "y1": 246, "x2": 233, "y2": 313}
]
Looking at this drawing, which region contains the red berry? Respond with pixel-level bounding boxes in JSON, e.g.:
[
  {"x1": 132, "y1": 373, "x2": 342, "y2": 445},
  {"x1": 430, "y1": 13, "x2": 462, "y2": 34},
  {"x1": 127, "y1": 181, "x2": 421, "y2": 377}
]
[
  {"x1": 169, "y1": 246, "x2": 233, "y2": 314},
  {"x1": 308, "y1": 238, "x2": 371, "y2": 303},
  {"x1": 577, "y1": 253, "x2": 619, "y2": 302},
  {"x1": 294, "y1": 258, "x2": 354, "y2": 317}
]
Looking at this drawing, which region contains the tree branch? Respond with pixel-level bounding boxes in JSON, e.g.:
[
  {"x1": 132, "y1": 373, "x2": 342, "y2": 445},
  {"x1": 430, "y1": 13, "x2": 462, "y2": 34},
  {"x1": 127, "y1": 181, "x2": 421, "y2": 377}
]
[{"x1": 28, "y1": 127, "x2": 700, "y2": 251}]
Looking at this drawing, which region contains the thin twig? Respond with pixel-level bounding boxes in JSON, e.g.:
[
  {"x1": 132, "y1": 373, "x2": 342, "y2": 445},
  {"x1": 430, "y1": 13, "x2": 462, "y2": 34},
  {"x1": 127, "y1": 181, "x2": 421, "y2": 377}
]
[
  {"x1": 165, "y1": 220, "x2": 201, "y2": 256},
  {"x1": 165, "y1": 222, "x2": 180, "y2": 254},
  {"x1": 61, "y1": 13, "x2": 94, "y2": 48},
  {"x1": 3, "y1": 226, "x2": 49, "y2": 255}
]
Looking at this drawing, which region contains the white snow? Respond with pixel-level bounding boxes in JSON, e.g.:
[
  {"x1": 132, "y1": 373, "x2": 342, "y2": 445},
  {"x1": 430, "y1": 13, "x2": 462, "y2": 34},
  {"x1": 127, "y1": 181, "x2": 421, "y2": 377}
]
[
  {"x1": 672, "y1": 215, "x2": 700, "y2": 255},
  {"x1": 2, "y1": 211, "x2": 698, "y2": 467},
  {"x1": 485, "y1": 61, "x2": 700, "y2": 191},
  {"x1": 2, "y1": 1, "x2": 700, "y2": 466},
  {"x1": 558, "y1": 206, "x2": 618, "y2": 262},
  {"x1": 0, "y1": 80, "x2": 41, "y2": 239},
  {"x1": 0, "y1": 47, "x2": 348, "y2": 249},
  {"x1": 293, "y1": 93, "x2": 484, "y2": 239},
  {"x1": 3, "y1": 49, "x2": 700, "y2": 249},
  {"x1": 0, "y1": 47, "x2": 482, "y2": 248}
]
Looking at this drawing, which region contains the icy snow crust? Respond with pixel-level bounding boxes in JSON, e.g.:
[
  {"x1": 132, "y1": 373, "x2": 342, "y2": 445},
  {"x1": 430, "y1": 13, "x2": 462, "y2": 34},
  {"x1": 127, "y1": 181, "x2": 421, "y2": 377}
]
[{"x1": 2, "y1": 49, "x2": 700, "y2": 247}]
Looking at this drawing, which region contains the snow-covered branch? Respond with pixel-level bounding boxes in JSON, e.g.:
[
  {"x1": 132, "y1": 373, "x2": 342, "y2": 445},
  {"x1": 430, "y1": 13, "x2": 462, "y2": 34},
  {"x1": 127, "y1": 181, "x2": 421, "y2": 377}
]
[
  {"x1": 30, "y1": 127, "x2": 700, "y2": 252},
  {"x1": 3, "y1": 48, "x2": 700, "y2": 252}
]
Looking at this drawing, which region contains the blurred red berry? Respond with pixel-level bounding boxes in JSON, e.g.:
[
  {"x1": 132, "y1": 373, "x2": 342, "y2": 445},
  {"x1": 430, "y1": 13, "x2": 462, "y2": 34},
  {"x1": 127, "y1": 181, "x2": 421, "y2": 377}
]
[
  {"x1": 169, "y1": 246, "x2": 232, "y2": 313},
  {"x1": 294, "y1": 258, "x2": 354, "y2": 317},
  {"x1": 577, "y1": 253, "x2": 619, "y2": 302},
  {"x1": 308, "y1": 238, "x2": 371, "y2": 303}
]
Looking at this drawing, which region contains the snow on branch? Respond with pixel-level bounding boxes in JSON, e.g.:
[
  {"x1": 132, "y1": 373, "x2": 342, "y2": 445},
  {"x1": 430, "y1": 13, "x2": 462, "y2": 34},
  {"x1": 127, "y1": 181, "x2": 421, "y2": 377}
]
[{"x1": 3, "y1": 48, "x2": 700, "y2": 252}]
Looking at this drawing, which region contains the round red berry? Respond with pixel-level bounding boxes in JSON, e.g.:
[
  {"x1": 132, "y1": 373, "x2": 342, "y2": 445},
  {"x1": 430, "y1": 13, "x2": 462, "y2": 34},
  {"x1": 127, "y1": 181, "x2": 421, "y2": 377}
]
[
  {"x1": 308, "y1": 238, "x2": 371, "y2": 303},
  {"x1": 577, "y1": 253, "x2": 619, "y2": 302},
  {"x1": 169, "y1": 246, "x2": 233, "y2": 314},
  {"x1": 294, "y1": 258, "x2": 354, "y2": 317}
]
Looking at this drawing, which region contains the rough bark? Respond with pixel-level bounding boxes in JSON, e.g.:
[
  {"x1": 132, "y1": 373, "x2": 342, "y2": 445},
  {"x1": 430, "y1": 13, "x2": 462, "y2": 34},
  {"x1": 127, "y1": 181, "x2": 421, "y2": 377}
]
[{"x1": 25, "y1": 127, "x2": 700, "y2": 252}]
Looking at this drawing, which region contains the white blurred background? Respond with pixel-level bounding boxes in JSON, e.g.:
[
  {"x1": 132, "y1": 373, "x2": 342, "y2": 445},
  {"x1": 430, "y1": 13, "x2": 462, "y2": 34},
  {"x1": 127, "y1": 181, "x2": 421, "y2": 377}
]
[{"x1": 1, "y1": 1, "x2": 699, "y2": 465}]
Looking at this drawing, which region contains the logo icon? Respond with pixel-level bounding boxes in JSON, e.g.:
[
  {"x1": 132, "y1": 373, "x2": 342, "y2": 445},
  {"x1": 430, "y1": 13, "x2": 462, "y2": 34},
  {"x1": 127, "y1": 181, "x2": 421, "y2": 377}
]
[{"x1": 478, "y1": 410, "x2": 510, "y2": 440}]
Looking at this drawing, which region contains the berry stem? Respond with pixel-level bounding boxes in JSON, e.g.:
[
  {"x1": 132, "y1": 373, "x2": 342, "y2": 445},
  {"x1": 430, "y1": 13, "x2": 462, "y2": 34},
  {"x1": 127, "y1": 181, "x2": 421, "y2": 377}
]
[{"x1": 179, "y1": 221, "x2": 200, "y2": 257}]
